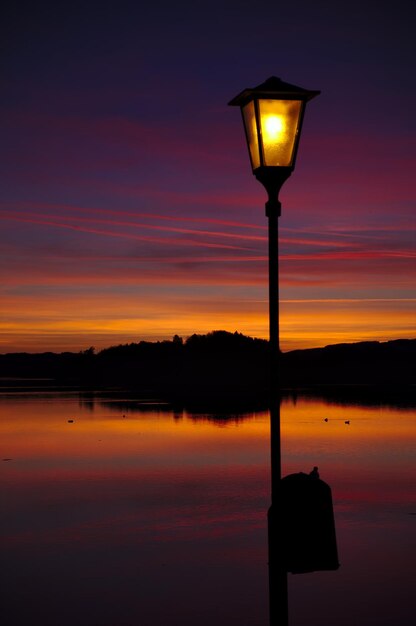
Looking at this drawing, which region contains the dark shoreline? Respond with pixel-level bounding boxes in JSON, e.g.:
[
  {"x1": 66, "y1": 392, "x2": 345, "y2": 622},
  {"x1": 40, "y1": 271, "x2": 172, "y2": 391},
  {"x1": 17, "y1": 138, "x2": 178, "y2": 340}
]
[{"x1": 1, "y1": 333, "x2": 414, "y2": 411}]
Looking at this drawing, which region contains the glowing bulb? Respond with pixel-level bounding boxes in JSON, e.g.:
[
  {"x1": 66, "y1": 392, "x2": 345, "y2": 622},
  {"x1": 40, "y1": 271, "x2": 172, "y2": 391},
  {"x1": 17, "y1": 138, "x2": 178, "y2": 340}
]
[{"x1": 264, "y1": 115, "x2": 284, "y2": 139}]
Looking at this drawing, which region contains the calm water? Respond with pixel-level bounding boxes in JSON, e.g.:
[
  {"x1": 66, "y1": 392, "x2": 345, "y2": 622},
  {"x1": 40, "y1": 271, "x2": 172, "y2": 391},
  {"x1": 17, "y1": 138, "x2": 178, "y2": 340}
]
[{"x1": 1, "y1": 391, "x2": 415, "y2": 626}]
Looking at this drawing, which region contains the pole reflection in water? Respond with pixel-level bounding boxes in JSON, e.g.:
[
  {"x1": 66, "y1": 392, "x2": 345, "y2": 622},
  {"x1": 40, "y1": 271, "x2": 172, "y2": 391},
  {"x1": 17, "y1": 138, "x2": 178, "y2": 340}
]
[
  {"x1": 268, "y1": 396, "x2": 289, "y2": 625},
  {"x1": 268, "y1": 399, "x2": 339, "y2": 625}
]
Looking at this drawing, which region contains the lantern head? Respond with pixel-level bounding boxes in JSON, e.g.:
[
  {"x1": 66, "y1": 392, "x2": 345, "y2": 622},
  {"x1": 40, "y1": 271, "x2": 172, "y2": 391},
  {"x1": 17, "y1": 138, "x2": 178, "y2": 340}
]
[{"x1": 229, "y1": 77, "x2": 320, "y2": 203}]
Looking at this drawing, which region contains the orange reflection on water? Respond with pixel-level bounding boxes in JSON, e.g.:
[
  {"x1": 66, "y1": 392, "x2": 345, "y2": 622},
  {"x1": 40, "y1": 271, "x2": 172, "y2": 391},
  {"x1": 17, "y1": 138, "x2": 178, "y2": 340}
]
[
  {"x1": 1, "y1": 392, "x2": 415, "y2": 626},
  {"x1": 281, "y1": 397, "x2": 416, "y2": 475},
  {"x1": 282, "y1": 398, "x2": 416, "y2": 441},
  {"x1": 0, "y1": 397, "x2": 269, "y2": 461}
]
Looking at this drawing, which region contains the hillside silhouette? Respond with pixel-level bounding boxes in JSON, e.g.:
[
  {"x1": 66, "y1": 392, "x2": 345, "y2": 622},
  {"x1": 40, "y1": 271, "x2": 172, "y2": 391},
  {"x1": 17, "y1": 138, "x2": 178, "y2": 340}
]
[{"x1": 0, "y1": 331, "x2": 414, "y2": 404}]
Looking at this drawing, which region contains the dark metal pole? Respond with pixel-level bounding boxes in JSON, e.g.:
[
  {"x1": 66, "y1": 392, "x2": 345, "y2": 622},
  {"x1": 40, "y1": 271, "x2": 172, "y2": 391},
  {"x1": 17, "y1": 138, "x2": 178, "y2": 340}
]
[
  {"x1": 266, "y1": 193, "x2": 288, "y2": 626},
  {"x1": 266, "y1": 197, "x2": 281, "y2": 494}
]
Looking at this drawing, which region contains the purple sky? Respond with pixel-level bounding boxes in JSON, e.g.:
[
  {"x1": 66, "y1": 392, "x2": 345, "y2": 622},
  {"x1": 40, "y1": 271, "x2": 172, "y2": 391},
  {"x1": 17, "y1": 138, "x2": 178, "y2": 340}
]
[{"x1": 1, "y1": 0, "x2": 415, "y2": 352}]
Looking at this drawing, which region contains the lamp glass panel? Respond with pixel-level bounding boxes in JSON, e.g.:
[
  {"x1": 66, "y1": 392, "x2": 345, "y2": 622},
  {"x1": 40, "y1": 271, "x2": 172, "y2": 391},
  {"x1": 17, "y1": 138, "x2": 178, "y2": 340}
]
[
  {"x1": 258, "y1": 99, "x2": 302, "y2": 166},
  {"x1": 242, "y1": 101, "x2": 260, "y2": 170}
]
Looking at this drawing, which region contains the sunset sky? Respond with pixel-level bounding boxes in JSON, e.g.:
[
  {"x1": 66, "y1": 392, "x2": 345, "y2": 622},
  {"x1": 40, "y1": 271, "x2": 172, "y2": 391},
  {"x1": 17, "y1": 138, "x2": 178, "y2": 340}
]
[{"x1": 1, "y1": 0, "x2": 415, "y2": 353}]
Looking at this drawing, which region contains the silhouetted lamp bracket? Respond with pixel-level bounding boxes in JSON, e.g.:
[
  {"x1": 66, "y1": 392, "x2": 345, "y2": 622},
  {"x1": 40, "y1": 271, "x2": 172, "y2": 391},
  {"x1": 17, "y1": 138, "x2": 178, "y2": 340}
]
[{"x1": 228, "y1": 76, "x2": 320, "y2": 217}]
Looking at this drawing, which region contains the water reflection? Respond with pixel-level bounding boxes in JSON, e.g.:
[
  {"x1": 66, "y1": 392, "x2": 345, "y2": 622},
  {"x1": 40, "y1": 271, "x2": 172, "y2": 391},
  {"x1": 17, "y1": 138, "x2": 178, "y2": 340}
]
[{"x1": 1, "y1": 392, "x2": 415, "y2": 625}]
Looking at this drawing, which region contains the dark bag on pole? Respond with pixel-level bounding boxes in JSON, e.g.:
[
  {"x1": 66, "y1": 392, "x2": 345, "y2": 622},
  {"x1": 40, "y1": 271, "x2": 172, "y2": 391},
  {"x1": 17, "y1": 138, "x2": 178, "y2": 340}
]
[{"x1": 271, "y1": 470, "x2": 340, "y2": 574}]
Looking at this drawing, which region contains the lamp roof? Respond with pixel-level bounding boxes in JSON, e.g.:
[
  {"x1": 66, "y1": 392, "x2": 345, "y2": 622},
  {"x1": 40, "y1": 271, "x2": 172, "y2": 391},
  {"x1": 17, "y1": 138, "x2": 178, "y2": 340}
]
[{"x1": 228, "y1": 76, "x2": 320, "y2": 106}]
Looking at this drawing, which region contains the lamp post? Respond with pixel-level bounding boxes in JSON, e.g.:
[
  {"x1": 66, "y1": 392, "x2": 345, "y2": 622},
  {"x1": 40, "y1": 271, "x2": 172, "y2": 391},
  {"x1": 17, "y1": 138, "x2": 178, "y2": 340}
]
[
  {"x1": 228, "y1": 76, "x2": 319, "y2": 624},
  {"x1": 228, "y1": 75, "x2": 319, "y2": 490}
]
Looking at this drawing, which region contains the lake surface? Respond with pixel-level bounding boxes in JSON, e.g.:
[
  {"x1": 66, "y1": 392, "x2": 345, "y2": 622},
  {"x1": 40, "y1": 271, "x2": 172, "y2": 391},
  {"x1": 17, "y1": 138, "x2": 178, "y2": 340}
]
[{"x1": 1, "y1": 390, "x2": 415, "y2": 626}]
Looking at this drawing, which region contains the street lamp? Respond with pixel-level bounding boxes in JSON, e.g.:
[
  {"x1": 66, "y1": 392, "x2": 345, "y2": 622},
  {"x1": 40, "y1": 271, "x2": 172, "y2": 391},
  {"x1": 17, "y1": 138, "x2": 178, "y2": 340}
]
[
  {"x1": 228, "y1": 76, "x2": 319, "y2": 487},
  {"x1": 229, "y1": 76, "x2": 320, "y2": 626},
  {"x1": 228, "y1": 76, "x2": 319, "y2": 216}
]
